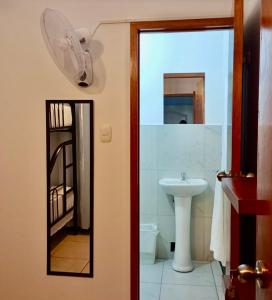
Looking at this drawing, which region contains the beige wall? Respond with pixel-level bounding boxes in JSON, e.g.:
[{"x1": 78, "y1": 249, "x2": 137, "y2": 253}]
[{"x1": 0, "y1": 1, "x2": 232, "y2": 299}]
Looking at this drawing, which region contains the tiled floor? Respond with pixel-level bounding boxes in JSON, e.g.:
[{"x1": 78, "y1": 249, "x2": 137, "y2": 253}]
[
  {"x1": 140, "y1": 260, "x2": 225, "y2": 300},
  {"x1": 51, "y1": 234, "x2": 90, "y2": 273}
]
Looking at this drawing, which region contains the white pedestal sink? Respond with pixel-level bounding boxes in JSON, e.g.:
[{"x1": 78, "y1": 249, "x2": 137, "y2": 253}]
[{"x1": 159, "y1": 178, "x2": 208, "y2": 272}]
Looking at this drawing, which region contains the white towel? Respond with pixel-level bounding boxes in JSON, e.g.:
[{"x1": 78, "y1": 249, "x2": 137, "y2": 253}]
[{"x1": 210, "y1": 179, "x2": 231, "y2": 266}]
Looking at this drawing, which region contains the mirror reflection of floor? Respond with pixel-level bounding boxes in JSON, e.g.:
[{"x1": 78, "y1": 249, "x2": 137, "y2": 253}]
[
  {"x1": 140, "y1": 260, "x2": 224, "y2": 300},
  {"x1": 50, "y1": 230, "x2": 90, "y2": 273}
]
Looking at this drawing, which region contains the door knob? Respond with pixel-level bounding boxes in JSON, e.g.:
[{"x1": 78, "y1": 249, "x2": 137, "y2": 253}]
[
  {"x1": 217, "y1": 170, "x2": 255, "y2": 182},
  {"x1": 237, "y1": 264, "x2": 255, "y2": 279},
  {"x1": 237, "y1": 260, "x2": 270, "y2": 288},
  {"x1": 217, "y1": 170, "x2": 232, "y2": 181}
]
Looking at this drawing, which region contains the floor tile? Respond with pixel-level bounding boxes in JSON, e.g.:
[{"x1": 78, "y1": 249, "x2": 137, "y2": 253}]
[
  {"x1": 162, "y1": 260, "x2": 215, "y2": 286},
  {"x1": 51, "y1": 257, "x2": 88, "y2": 273},
  {"x1": 140, "y1": 260, "x2": 164, "y2": 283},
  {"x1": 192, "y1": 261, "x2": 213, "y2": 273},
  {"x1": 64, "y1": 234, "x2": 90, "y2": 243},
  {"x1": 81, "y1": 262, "x2": 90, "y2": 273},
  {"x1": 211, "y1": 260, "x2": 224, "y2": 287},
  {"x1": 160, "y1": 284, "x2": 218, "y2": 300},
  {"x1": 211, "y1": 260, "x2": 223, "y2": 276},
  {"x1": 140, "y1": 283, "x2": 161, "y2": 300},
  {"x1": 52, "y1": 240, "x2": 90, "y2": 259},
  {"x1": 213, "y1": 274, "x2": 224, "y2": 287},
  {"x1": 216, "y1": 285, "x2": 225, "y2": 300}
]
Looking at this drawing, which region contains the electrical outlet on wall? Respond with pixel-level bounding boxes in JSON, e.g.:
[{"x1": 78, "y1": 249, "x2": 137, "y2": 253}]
[
  {"x1": 100, "y1": 124, "x2": 112, "y2": 143},
  {"x1": 170, "y1": 242, "x2": 175, "y2": 252}
]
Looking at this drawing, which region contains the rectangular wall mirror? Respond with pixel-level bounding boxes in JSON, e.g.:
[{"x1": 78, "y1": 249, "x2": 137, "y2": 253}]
[
  {"x1": 46, "y1": 100, "x2": 93, "y2": 277},
  {"x1": 163, "y1": 73, "x2": 205, "y2": 124}
]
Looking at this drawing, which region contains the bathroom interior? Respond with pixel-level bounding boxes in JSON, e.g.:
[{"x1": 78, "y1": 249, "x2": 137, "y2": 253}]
[{"x1": 139, "y1": 29, "x2": 233, "y2": 300}]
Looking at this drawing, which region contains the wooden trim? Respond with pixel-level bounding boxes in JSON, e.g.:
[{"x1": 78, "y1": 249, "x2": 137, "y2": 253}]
[
  {"x1": 193, "y1": 91, "x2": 197, "y2": 123},
  {"x1": 230, "y1": 0, "x2": 244, "y2": 270},
  {"x1": 164, "y1": 72, "x2": 205, "y2": 79},
  {"x1": 130, "y1": 17, "x2": 235, "y2": 300},
  {"x1": 131, "y1": 17, "x2": 234, "y2": 32},
  {"x1": 194, "y1": 78, "x2": 205, "y2": 124},
  {"x1": 223, "y1": 273, "x2": 256, "y2": 299},
  {"x1": 193, "y1": 91, "x2": 205, "y2": 124},
  {"x1": 164, "y1": 93, "x2": 194, "y2": 97},
  {"x1": 203, "y1": 76, "x2": 206, "y2": 124},
  {"x1": 230, "y1": 208, "x2": 240, "y2": 271},
  {"x1": 222, "y1": 177, "x2": 272, "y2": 215},
  {"x1": 232, "y1": 0, "x2": 244, "y2": 173},
  {"x1": 130, "y1": 22, "x2": 140, "y2": 300}
]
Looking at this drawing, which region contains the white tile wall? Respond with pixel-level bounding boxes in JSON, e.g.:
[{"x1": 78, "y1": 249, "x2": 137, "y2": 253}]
[
  {"x1": 156, "y1": 126, "x2": 205, "y2": 172},
  {"x1": 140, "y1": 125, "x2": 222, "y2": 260},
  {"x1": 204, "y1": 126, "x2": 222, "y2": 170},
  {"x1": 140, "y1": 170, "x2": 158, "y2": 215},
  {"x1": 140, "y1": 214, "x2": 158, "y2": 224},
  {"x1": 140, "y1": 126, "x2": 157, "y2": 170}
]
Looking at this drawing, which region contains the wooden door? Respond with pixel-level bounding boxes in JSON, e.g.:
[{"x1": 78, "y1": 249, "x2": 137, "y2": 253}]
[
  {"x1": 256, "y1": 0, "x2": 272, "y2": 298},
  {"x1": 225, "y1": 0, "x2": 272, "y2": 299},
  {"x1": 229, "y1": 0, "x2": 244, "y2": 271}
]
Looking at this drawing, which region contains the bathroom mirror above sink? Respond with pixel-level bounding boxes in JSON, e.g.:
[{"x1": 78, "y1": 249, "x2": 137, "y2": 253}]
[
  {"x1": 163, "y1": 73, "x2": 205, "y2": 124},
  {"x1": 46, "y1": 100, "x2": 93, "y2": 277}
]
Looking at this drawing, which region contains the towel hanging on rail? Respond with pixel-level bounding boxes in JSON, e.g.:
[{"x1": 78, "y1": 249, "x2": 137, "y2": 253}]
[{"x1": 210, "y1": 178, "x2": 231, "y2": 267}]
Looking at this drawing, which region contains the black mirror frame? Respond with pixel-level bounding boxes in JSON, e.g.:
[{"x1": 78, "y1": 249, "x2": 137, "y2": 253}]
[{"x1": 46, "y1": 99, "x2": 94, "y2": 278}]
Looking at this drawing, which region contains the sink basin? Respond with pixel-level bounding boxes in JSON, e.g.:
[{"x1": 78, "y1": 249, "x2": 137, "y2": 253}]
[
  {"x1": 159, "y1": 178, "x2": 208, "y2": 197},
  {"x1": 159, "y1": 177, "x2": 208, "y2": 272}
]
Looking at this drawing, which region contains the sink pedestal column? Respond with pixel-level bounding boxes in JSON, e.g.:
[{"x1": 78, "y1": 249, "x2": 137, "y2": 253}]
[{"x1": 172, "y1": 196, "x2": 194, "y2": 272}]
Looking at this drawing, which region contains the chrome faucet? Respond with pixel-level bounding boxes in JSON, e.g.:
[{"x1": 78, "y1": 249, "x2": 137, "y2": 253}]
[{"x1": 181, "y1": 172, "x2": 186, "y2": 181}]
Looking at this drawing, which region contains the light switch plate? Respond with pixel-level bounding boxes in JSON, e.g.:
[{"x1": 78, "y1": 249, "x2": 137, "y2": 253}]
[{"x1": 100, "y1": 124, "x2": 112, "y2": 143}]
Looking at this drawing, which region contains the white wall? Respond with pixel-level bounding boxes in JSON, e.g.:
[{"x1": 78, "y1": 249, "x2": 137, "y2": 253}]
[
  {"x1": 0, "y1": 1, "x2": 232, "y2": 299},
  {"x1": 140, "y1": 30, "x2": 231, "y2": 125}
]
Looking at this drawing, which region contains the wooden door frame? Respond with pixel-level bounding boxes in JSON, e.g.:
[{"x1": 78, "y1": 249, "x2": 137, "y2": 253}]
[
  {"x1": 164, "y1": 72, "x2": 205, "y2": 79},
  {"x1": 130, "y1": 16, "x2": 242, "y2": 300},
  {"x1": 228, "y1": 0, "x2": 244, "y2": 273}
]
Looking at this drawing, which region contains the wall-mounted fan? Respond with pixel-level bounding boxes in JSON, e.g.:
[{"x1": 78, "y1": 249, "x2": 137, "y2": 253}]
[{"x1": 41, "y1": 8, "x2": 93, "y2": 87}]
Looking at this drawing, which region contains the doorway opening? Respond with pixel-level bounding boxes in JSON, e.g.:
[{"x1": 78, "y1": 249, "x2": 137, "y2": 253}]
[{"x1": 130, "y1": 17, "x2": 239, "y2": 300}]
